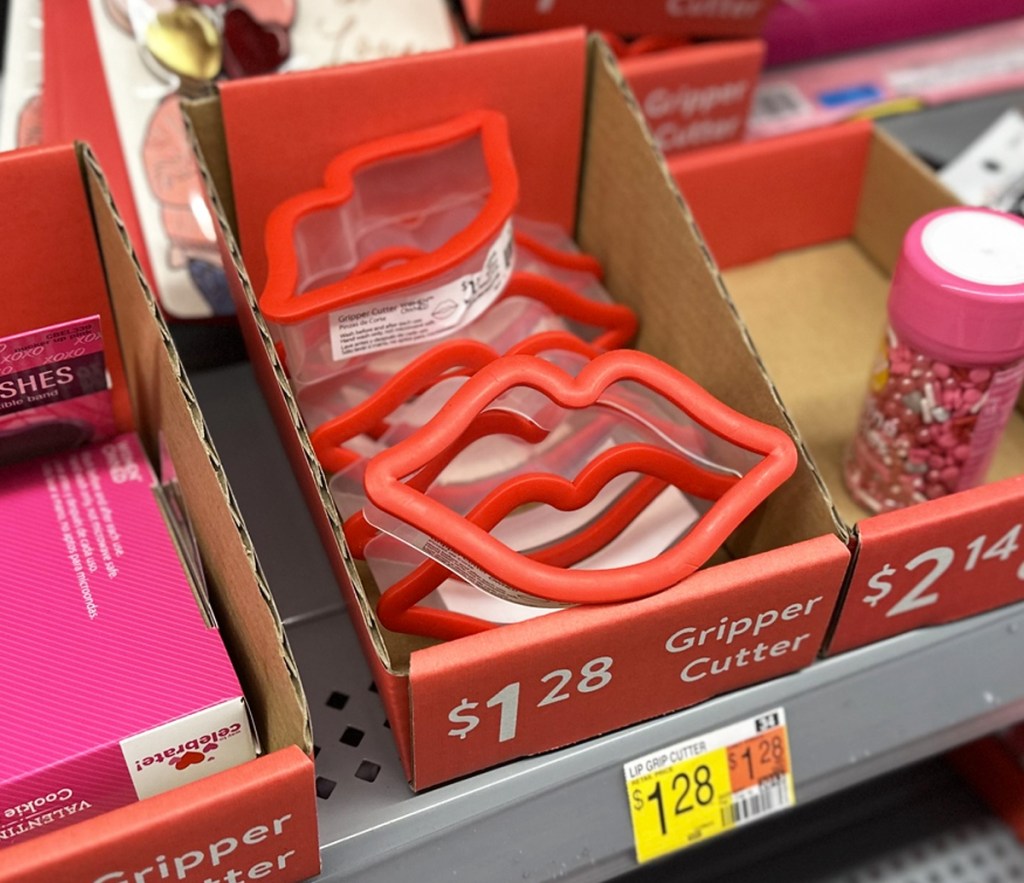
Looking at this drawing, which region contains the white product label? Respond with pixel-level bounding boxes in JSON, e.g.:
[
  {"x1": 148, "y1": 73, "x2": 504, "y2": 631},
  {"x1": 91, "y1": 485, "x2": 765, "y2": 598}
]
[
  {"x1": 328, "y1": 220, "x2": 515, "y2": 361},
  {"x1": 920, "y1": 210, "x2": 1024, "y2": 285},
  {"x1": 939, "y1": 109, "x2": 1024, "y2": 209},
  {"x1": 749, "y1": 83, "x2": 813, "y2": 126},
  {"x1": 887, "y1": 45, "x2": 1024, "y2": 95},
  {"x1": 120, "y1": 698, "x2": 257, "y2": 800}
]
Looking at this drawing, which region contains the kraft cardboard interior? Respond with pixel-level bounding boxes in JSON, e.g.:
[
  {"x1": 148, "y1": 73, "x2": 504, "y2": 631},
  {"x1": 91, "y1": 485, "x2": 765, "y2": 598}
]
[
  {"x1": 577, "y1": 46, "x2": 841, "y2": 564},
  {"x1": 0, "y1": 144, "x2": 318, "y2": 882},
  {"x1": 676, "y1": 126, "x2": 1024, "y2": 526},
  {"x1": 183, "y1": 33, "x2": 850, "y2": 788}
]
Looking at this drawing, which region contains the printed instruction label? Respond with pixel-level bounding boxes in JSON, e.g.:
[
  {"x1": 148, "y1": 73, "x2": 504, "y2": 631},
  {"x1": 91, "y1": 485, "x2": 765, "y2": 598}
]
[
  {"x1": 328, "y1": 219, "x2": 515, "y2": 361},
  {"x1": 624, "y1": 708, "x2": 795, "y2": 863}
]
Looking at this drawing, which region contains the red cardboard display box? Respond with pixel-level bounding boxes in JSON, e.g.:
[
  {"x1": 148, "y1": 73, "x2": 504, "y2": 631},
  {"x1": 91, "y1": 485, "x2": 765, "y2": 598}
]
[
  {"x1": 460, "y1": 0, "x2": 779, "y2": 39},
  {"x1": 618, "y1": 38, "x2": 764, "y2": 156},
  {"x1": 0, "y1": 145, "x2": 319, "y2": 882},
  {"x1": 671, "y1": 122, "x2": 1024, "y2": 655},
  {"x1": 949, "y1": 726, "x2": 1024, "y2": 842},
  {"x1": 184, "y1": 32, "x2": 849, "y2": 790}
]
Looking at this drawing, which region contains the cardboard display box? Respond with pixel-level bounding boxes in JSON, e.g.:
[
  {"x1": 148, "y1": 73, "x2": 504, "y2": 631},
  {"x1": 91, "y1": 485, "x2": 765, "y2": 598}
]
[
  {"x1": 618, "y1": 38, "x2": 764, "y2": 156},
  {"x1": 0, "y1": 145, "x2": 319, "y2": 882},
  {"x1": 671, "y1": 121, "x2": 1024, "y2": 655},
  {"x1": 184, "y1": 31, "x2": 850, "y2": 790}
]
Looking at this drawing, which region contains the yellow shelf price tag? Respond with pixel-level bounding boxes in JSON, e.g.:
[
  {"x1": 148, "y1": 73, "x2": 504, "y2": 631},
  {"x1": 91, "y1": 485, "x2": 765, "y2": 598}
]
[{"x1": 623, "y1": 708, "x2": 795, "y2": 864}]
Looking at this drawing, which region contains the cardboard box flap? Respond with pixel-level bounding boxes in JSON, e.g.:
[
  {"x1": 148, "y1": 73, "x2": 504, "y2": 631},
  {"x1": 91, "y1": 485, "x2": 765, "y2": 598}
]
[
  {"x1": 669, "y1": 122, "x2": 874, "y2": 270},
  {"x1": 79, "y1": 145, "x2": 312, "y2": 757},
  {"x1": 579, "y1": 38, "x2": 847, "y2": 553},
  {"x1": 408, "y1": 532, "x2": 847, "y2": 788}
]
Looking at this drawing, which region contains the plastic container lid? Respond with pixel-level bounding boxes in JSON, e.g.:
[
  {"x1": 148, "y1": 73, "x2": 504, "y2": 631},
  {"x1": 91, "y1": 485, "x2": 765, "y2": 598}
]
[{"x1": 889, "y1": 207, "x2": 1024, "y2": 366}]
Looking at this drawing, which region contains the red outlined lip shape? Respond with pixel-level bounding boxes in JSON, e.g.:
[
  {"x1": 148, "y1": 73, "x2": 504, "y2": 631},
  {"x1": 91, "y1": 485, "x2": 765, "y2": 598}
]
[
  {"x1": 259, "y1": 110, "x2": 519, "y2": 324},
  {"x1": 363, "y1": 350, "x2": 798, "y2": 607},
  {"x1": 311, "y1": 329, "x2": 600, "y2": 476},
  {"x1": 308, "y1": 271, "x2": 637, "y2": 475}
]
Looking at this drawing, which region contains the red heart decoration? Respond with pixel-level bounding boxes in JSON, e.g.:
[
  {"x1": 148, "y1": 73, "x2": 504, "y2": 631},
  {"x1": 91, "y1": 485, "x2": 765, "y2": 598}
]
[
  {"x1": 174, "y1": 750, "x2": 206, "y2": 770},
  {"x1": 222, "y1": 7, "x2": 290, "y2": 79}
]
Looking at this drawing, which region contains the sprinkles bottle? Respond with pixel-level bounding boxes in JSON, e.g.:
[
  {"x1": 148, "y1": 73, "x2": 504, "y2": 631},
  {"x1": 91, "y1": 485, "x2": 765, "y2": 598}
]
[{"x1": 844, "y1": 207, "x2": 1024, "y2": 513}]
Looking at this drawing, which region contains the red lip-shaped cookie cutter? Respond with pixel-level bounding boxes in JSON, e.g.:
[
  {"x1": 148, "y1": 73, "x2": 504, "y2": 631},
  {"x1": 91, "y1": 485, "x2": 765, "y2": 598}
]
[
  {"x1": 259, "y1": 111, "x2": 520, "y2": 382},
  {"x1": 362, "y1": 350, "x2": 798, "y2": 608},
  {"x1": 261, "y1": 109, "x2": 517, "y2": 321},
  {"x1": 311, "y1": 329, "x2": 600, "y2": 474},
  {"x1": 307, "y1": 272, "x2": 636, "y2": 473},
  {"x1": 337, "y1": 377, "x2": 644, "y2": 559}
]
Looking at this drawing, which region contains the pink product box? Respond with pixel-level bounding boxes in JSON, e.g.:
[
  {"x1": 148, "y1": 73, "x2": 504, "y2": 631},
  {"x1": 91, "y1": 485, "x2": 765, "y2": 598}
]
[
  {"x1": 761, "y1": 0, "x2": 1024, "y2": 67},
  {"x1": 0, "y1": 434, "x2": 258, "y2": 849},
  {"x1": 748, "y1": 18, "x2": 1024, "y2": 141},
  {"x1": 0, "y1": 316, "x2": 117, "y2": 468}
]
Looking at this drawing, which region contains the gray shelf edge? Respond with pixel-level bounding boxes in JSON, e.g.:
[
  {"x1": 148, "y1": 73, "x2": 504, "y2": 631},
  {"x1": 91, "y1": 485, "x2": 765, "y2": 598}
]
[{"x1": 311, "y1": 600, "x2": 1024, "y2": 882}]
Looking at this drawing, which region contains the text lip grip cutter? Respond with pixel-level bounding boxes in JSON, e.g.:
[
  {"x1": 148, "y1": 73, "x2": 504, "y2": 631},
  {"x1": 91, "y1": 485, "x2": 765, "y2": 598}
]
[
  {"x1": 259, "y1": 110, "x2": 520, "y2": 383},
  {"x1": 362, "y1": 350, "x2": 799, "y2": 607}
]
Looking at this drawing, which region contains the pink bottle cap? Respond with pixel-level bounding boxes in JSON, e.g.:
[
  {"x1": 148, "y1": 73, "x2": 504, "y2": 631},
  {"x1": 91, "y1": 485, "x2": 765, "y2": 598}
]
[{"x1": 889, "y1": 207, "x2": 1024, "y2": 366}]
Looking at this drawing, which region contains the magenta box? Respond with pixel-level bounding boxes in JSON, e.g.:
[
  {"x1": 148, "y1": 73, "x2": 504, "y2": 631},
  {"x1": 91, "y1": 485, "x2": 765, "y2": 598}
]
[
  {"x1": 761, "y1": 0, "x2": 1024, "y2": 67},
  {"x1": 0, "y1": 433, "x2": 257, "y2": 849}
]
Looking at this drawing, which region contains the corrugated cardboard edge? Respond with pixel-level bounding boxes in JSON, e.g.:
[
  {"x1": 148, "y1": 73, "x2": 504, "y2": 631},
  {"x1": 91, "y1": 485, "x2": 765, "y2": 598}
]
[
  {"x1": 818, "y1": 127, "x2": 960, "y2": 653},
  {"x1": 579, "y1": 35, "x2": 849, "y2": 548},
  {"x1": 76, "y1": 142, "x2": 313, "y2": 756},
  {"x1": 854, "y1": 127, "x2": 960, "y2": 275},
  {"x1": 179, "y1": 100, "x2": 397, "y2": 675}
]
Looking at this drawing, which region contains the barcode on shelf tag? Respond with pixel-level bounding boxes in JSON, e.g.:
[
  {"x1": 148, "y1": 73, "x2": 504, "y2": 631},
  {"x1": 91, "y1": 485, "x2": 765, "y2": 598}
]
[
  {"x1": 623, "y1": 708, "x2": 795, "y2": 864},
  {"x1": 749, "y1": 83, "x2": 813, "y2": 125}
]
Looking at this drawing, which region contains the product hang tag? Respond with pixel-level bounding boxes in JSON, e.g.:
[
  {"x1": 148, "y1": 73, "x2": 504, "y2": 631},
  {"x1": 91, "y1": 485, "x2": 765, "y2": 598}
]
[{"x1": 328, "y1": 219, "x2": 516, "y2": 362}]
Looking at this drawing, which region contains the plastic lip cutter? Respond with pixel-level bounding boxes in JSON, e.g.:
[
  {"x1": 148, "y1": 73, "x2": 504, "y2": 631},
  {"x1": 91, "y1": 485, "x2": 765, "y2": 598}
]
[
  {"x1": 363, "y1": 350, "x2": 798, "y2": 611},
  {"x1": 259, "y1": 111, "x2": 520, "y2": 383}
]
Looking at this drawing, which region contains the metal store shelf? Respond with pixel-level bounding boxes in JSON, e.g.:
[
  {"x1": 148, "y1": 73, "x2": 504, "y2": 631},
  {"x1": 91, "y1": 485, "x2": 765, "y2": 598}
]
[
  {"x1": 192, "y1": 362, "x2": 1024, "y2": 883},
  {"x1": 624, "y1": 758, "x2": 1024, "y2": 883}
]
